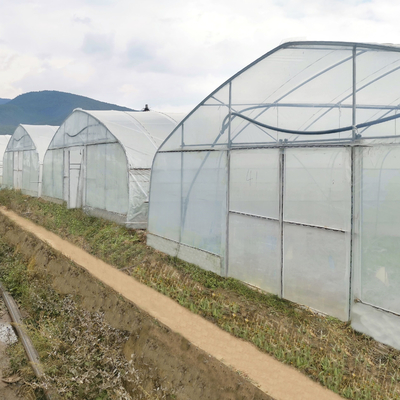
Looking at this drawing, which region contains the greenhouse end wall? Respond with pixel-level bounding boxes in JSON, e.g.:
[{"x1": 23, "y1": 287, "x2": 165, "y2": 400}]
[
  {"x1": 3, "y1": 125, "x2": 57, "y2": 197},
  {"x1": 0, "y1": 135, "x2": 11, "y2": 187},
  {"x1": 42, "y1": 109, "x2": 183, "y2": 229},
  {"x1": 148, "y1": 41, "x2": 400, "y2": 350}
]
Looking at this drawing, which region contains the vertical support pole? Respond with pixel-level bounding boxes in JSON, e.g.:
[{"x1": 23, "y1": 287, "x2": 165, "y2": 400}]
[
  {"x1": 179, "y1": 125, "x2": 184, "y2": 253},
  {"x1": 38, "y1": 163, "x2": 43, "y2": 198},
  {"x1": 352, "y1": 45, "x2": 357, "y2": 140},
  {"x1": 279, "y1": 143, "x2": 285, "y2": 299},
  {"x1": 349, "y1": 146, "x2": 355, "y2": 321},
  {"x1": 225, "y1": 81, "x2": 232, "y2": 277},
  {"x1": 349, "y1": 45, "x2": 357, "y2": 320},
  {"x1": 82, "y1": 146, "x2": 87, "y2": 208}
]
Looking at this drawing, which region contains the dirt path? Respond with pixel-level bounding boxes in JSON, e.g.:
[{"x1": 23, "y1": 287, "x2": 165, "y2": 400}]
[{"x1": 0, "y1": 206, "x2": 343, "y2": 400}]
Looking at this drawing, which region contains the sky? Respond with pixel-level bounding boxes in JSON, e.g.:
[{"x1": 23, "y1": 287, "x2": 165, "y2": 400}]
[{"x1": 1, "y1": 0, "x2": 400, "y2": 113}]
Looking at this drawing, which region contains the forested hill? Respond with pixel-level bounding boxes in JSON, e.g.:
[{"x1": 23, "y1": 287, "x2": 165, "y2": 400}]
[{"x1": 0, "y1": 91, "x2": 134, "y2": 135}]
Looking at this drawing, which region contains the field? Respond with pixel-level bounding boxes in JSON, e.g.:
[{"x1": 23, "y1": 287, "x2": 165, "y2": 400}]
[{"x1": 0, "y1": 189, "x2": 400, "y2": 399}]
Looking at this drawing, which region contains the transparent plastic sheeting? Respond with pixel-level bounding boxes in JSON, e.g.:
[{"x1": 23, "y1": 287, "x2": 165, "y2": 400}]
[
  {"x1": 359, "y1": 144, "x2": 400, "y2": 315},
  {"x1": 148, "y1": 151, "x2": 228, "y2": 261},
  {"x1": 149, "y1": 146, "x2": 352, "y2": 320},
  {"x1": 150, "y1": 43, "x2": 400, "y2": 328},
  {"x1": 42, "y1": 149, "x2": 63, "y2": 200},
  {"x1": 229, "y1": 214, "x2": 281, "y2": 296},
  {"x1": 159, "y1": 43, "x2": 400, "y2": 153},
  {"x1": 0, "y1": 135, "x2": 11, "y2": 186},
  {"x1": 148, "y1": 152, "x2": 182, "y2": 241},
  {"x1": 230, "y1": 149, "x2": 280, "y2": 219},
  {"x1": 128, "y1": 169, "x2": 151, "y2": 225},
  {"x1": 2, "y1": 125, "x2": 57, "y2": 196},
  {"x1": 229, "y1": 147, "x2": 351, "y2": 320},
  {"x1": 42, "y1": 109, "x2": 183, "y2": 227},
  {"x1": 48, "y1": 110, "x2": 184, "y2": 169},
  {"x1": 86, "y1": 143, "x2": 129, "y2": 214},
  {"x1": 284, "y1": 224, "x2": 350, "y2": 319}
]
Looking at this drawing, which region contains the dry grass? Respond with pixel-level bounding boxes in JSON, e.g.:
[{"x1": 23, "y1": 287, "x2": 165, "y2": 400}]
[
  {"x1": 1, "y1": 189, "x2": 400, "y2": 400},
  {"x1": 0, "y1": 238, "x2": 170, "y2": 399}
]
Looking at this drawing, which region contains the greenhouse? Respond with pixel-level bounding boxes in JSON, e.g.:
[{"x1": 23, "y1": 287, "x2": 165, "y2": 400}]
[
  {"x1": 41, "y1": 109, "x2": 185, "y2": 228},
  {"x1": 2, "y1": 125, "x2": 58, "y2": 196},
  {"x1": 147, "y1": 41, "x2": 400, "y2": 350},
  {"x1": 0, "y1": 135, "x2": 11, "y2": 187}
]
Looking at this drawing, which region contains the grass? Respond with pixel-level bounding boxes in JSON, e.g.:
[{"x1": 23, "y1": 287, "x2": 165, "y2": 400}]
[
  {"x1": 1, "y1": 189, "x2": 400, "y2": 400},
  {"x1": 0, "y1": 237, "x2": 158, "y2": 399}
]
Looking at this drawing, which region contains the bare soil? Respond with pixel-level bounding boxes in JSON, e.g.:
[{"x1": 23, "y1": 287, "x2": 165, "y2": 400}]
[{"x1": 0, "y1": 206, "x2": 343, "y2": 400}]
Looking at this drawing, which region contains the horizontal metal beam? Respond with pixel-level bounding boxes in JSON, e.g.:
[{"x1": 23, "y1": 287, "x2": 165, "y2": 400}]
[
  {"x1": 203, "y1": 102, "x2": 400, "y2": 111},
  {"x1": 229, "y1": 210, "x2": 347, "y2": 233},
  {"x1": 229, "y1": 210, "x2": 279, "y2": 222}
]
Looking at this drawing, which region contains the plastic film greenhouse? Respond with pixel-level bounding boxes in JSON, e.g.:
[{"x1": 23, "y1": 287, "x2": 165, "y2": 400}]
[
  {"x1": 0, "y1": 135, "x2": 11, "y2": 187},
  {"x1": 148, "y1": 41, "x2": 400, "y2": 350},
  {"x1": 42, "y1": 109, "x2": 185, "y2": 228},
  {"x1": 3, "y1": 125, "x2": 58, "y2": 196}
]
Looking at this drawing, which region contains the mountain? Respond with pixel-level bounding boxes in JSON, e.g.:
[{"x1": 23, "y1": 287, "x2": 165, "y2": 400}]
[{"x1": 0, "y1": 91, "x2": 134, "y2": 135}]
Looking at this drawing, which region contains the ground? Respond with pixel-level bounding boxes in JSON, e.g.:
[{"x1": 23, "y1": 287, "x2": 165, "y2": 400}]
[
  {"x1": 0, "y1": 212, "x2": 273, "y2": 400},
  {"x1": 0, "y1": 299, "x2": 21, "y2": 400}
]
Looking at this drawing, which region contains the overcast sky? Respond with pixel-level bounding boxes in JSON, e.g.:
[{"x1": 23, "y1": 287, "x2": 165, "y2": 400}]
[{"x1": 0, "y1": 0, "x2": 399, "y2": 112}]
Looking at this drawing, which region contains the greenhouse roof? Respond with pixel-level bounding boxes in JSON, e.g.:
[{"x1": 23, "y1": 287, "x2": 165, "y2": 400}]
[
  {"x1": 6, "y1": 125, "x2": 58, "y2": 163},
  {"x1": 48, "y1": 109, "x2": 186, "y2": 169},
  {"x1": 159, "y1": 41, "x2": 400, "y2": 152}
]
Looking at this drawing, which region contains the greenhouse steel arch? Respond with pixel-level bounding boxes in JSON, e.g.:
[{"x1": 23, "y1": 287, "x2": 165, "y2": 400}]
[{"x1": 147, "y1": 41, "x2": 400, "y2": 350}]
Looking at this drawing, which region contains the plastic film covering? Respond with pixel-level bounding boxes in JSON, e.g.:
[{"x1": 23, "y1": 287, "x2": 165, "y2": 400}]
[
  {"x1": 43, "y1": 109, "x2": 182, "y2": 227},
  {"x1": 49, "y1": 110, "x2": 182, "y2": 169},
  {"x1": 284, "y1": 225, "x2": 350, "y2": 319},
  {"x1": 0, "y1": 135, "x2": 11, "y2": 186},
  {"x1": 148, "y1": 42, "x2": 400, "y2": 342},
  {"x1": 230, "y1": 46, "x2": 353, "y2": 144},
  {"x1": 159, "y1": 42, "x2": 400, "y2": 153},
  {"x1": 230, "y1": 149, "x2": 280, "y2": 218},
  {"x1": 284, "y1": 148, "x2": 351, "y2": 230},
  {"x1": 42, "y1": 149, "x2": 64, "y2": 200},
  {"x1": 149, "y1": 150, "x2": 228, "y2": 259},
  {"x1": 356, "y1": 50, "x2": 400, "y2": 137},
  {"x1": 4, "y1": 125, "x2": 57, "y2": 196},
  {"x1": 86, "y1": 143, "x2": 128, "y2": 214},
  {"x1": 228, "y1": 149, "x2": 281, "y2": 294},
  {"x1": 2, "y1": 151, "x2": 13, "y2": 187},
  {"x1": 359, "y1": 144, "x2": 400, "y2": 314},
  {"x1": 181, "y1": 151, "x2": 227, "y2": 256},
  {"x1": 127, "y1": 169, "x2": 150, "y2": 226},
  {"x1": 50, "y1": 112, "x2": 113, "y2": 149},
  {"x1": 22, "y1": 151, "x2": 40, "y2": 196},
  {"x1": 283, "y1": 148, "x2": 351, "y2": 320},
  {"x1": 148, "y1": 152, "x2": 182, "y2": 241},
  {"x1": 229, "y1": 214, "x2": 281, "y2": 295}
]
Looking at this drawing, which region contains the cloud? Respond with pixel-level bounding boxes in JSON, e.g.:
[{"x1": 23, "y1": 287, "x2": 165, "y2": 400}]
[
  {"x1": 72, "y1": 14, "x2": 91, "y2": 25},
  {"x1": 0, "y1": 0, "x2": 400, "y2": 112},
  {"x1": 82, "y1": 33, "x2": 114, "y2": 56},
  {"x1": 125, "y1": 42, "x2": 156, "y2": 68}
]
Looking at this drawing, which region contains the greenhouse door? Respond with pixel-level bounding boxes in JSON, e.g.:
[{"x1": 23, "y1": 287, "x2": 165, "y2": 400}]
[
  {"x1": 64, "y1": 147, "x2": 85, "y2": 209},
  {"x1": 228, "y1": 147, "x2": 352, "y2": 321},
  {"x1": 13, "y1": 151, "x2": 23, "y2": 189}
]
